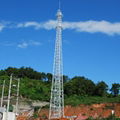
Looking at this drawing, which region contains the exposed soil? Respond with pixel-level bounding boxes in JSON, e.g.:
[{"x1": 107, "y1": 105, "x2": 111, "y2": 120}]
[
  {"x1": 39, "y1": 103, "x2": 120, "y2": 119},
  {"x1": 17, "y1": 103, "x2": 120, "y2": 120}
]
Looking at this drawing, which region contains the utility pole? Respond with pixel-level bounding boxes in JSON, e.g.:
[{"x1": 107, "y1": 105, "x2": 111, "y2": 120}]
[
  {"x1": 49, "y1": 0, "x2": 64, "y2": 119},
  {"x1": 6, "y1": 74, "x2": 13, "y2": 120},
  {"x1": 15, "y1": 78, "x2": 20, "y2": 115},
  {"x1": 1, "y1": 80, "x2": 5, "y2": 107}
]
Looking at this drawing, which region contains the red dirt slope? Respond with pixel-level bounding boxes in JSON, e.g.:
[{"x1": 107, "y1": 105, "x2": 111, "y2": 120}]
[
  {"x1": 39, "y1": 103, "x2": 120, "y2": 119},
  {"x1": 17, "y1": 103, "x2": 120, "y2": 120}
]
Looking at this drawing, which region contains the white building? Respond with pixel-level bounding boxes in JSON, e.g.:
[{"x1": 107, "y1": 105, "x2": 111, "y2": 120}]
[
  {"x1": 0, "y1": 107, "x2": 16, "y2": 120},
  {"x1": 2, "y1": 112, "x2": 16, "y2": 120}
]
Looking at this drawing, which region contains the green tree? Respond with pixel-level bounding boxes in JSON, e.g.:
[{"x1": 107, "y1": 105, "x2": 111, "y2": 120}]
[
  {"x1": 5, "y1": 67, "x2": 19, "y2": 76},
  {"x1": 63, "y1": 75, "x2": 70, "y2": 83},
  {"x1": 64, "y1": 76, "x2": 95, "y2": 96},
  {"x1": 95, "y1": 81, "x2": 108, "y2": 96},
  {"x1": 46, "y1": 73, "x2": 52, "y2": 83},
  {"x1": 110, "y1": 83, "x2": 120, "y2": 96},
  {"x1": 0, "y1": 70, "x2": 6, "y2": 76}
]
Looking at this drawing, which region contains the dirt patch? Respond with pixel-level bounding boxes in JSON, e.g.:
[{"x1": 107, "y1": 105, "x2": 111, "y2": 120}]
[
  {"x1": 17, "y1": 103, "x2": 120, "y2": 120},
  {"x1": 39, "y1": 103, "x2": 120, "y2": 119}
]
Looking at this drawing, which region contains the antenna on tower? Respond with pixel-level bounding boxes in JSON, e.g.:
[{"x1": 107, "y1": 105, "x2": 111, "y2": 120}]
[{"x1": 59, "y1": 0, "x2": 61, "y2": 10}]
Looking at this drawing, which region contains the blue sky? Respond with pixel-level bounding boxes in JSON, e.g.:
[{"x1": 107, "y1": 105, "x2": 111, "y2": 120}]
[{"x1": 0, "y1": 0, "x2": 120, "y2": 87}]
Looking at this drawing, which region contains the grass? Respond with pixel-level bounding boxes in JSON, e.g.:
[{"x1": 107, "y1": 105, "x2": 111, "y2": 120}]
[{"x1": 65, "y1": 95, "x2": 120, "y2": 106}]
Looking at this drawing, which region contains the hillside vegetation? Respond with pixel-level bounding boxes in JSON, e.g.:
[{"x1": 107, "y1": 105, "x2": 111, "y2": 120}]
[{"x1": 0, "y1": 67, "x2": 120, "y2": 106}]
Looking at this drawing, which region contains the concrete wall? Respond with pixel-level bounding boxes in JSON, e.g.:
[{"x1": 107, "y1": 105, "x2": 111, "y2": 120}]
[{"x1": 2, "y1": 112, "x2": 16, "y2": 120}]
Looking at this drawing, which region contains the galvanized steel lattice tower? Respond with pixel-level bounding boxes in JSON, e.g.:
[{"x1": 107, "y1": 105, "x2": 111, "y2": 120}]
[{"x1": 49, "y1": 5, "x2": 64, "y2": 120}]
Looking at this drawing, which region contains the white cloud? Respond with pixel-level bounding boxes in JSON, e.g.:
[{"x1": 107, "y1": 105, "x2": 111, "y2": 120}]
[
  {"x1": 42, "y1": 20, "x2": 57, "y2": 30},
  {"x1": 0, "y1": 23, "x2": 5, "y2": 31},
  {"x1": 0, "y1": 40, "x2": 42, "y2": 48},
  {"x1": 30, "y1": 41, "x2": 42, "y2": 46},
  {"x1": 17, "y1": 40, "x2": 42, "y2": 48},
  {"x1": 63, "y1": 20, "x2": 120, "y2": 35},
  {"x1": 17, "y1": 20, "x2": 56, "y2": 30},
  {"x1": 17, "y1": 42, "x2": 28, "y2": 48},
  {"x1": 0, "y1": 21, "x2": 12, "y2": 31},
  {"x1": 16, "y1": 20, "x2": 120, "y2": 35},
  {"x1": 17, "y1": 22, "x2": 41, "y2": 29},
  {"x1": 1, "y1": 20, "x2": 120, "y2": 35}
]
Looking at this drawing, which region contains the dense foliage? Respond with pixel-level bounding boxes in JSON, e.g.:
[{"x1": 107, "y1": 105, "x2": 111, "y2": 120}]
[{"x1": 0, "y1": 67, "x2": 120, "y2": 105}]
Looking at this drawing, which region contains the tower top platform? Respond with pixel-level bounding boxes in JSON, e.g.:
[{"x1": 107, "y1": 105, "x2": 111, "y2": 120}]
[{"x1": 57, "y1": 9, "x2": 63, "y2": 17}]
